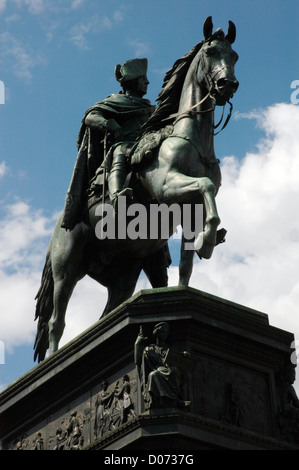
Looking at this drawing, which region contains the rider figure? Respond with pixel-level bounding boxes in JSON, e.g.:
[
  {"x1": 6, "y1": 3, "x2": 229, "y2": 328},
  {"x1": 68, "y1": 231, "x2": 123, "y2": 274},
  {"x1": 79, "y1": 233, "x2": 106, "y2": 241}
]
[
  {"x1": 89, "y1": 59, "x2": 152, "y2": 207},
  {"x1": 61, "y1": 58, "x2": 154, "y2": 229}
]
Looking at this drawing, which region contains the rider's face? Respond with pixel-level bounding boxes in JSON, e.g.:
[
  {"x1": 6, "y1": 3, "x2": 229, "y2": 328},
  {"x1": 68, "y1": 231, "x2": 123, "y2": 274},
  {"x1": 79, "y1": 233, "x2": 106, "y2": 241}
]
[{"x1": 137, "y1": 75, "x2": 149, "y2": 96}]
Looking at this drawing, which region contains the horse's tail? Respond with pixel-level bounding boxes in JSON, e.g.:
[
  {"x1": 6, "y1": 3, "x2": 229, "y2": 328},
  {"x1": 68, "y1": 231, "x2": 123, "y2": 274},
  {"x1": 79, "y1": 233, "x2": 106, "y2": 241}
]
[{"x1": 33, "y1": 250, "x2": 54, "y2": 362}]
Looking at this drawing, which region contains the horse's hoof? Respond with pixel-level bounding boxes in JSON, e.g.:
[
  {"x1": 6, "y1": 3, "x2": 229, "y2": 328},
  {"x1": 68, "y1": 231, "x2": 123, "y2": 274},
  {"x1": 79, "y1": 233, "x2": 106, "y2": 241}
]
[
  {"x1": 197, "y1": 243, "x2": 215, "y2": 259},
  {"x1": 194, "y1": 232, "x2": 215, "y2": 259},
  {"x1": 216, "y1": 228, "x2": 227, "y2": 245}
]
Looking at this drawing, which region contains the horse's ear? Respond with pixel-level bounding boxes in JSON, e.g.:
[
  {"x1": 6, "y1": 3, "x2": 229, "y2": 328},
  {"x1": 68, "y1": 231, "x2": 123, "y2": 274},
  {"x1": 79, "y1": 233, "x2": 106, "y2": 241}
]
[
  {"x1": 226, "y1": 20, "x2": 236, "y2": 44},
  {"x1": 203, "y1": 16, "x2": 213, "y2": 40}
]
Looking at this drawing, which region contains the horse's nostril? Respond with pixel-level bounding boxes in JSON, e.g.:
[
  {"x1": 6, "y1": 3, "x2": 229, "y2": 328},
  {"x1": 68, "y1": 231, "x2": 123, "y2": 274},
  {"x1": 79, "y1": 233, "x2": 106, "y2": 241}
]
[
  {"x1": 217, "y1": 78, "x2": 227, "y2": 89},
  {"x1": 217, "y1": 78, "x2": 239, "y2": 92}
]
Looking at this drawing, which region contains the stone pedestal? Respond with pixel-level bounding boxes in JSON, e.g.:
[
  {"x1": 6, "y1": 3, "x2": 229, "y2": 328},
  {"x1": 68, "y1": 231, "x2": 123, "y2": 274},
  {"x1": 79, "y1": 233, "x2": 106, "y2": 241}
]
[{"x1": 0, "y1": 287, "x2": 298, "y2": 450}]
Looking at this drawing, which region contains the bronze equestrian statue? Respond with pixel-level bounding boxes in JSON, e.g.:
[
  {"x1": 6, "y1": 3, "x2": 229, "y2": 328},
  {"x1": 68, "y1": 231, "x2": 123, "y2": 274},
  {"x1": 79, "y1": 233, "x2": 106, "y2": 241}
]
[{"x1": 34, "y1": 17, "x2": 239, "y2": 362}]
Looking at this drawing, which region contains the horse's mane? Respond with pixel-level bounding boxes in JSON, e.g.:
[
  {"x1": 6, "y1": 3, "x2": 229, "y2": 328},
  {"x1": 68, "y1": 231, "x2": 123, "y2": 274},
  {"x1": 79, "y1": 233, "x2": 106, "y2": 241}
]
[{"x1": 142, "y1": 40, "x2": 204, "y2": 133}]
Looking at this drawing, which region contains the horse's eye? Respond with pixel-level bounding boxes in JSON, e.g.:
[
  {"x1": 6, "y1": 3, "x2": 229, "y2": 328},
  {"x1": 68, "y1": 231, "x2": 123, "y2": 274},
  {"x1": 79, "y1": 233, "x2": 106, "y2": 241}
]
[{"x1": 205, "y1": 47, "x2": 217, "y2": 57}]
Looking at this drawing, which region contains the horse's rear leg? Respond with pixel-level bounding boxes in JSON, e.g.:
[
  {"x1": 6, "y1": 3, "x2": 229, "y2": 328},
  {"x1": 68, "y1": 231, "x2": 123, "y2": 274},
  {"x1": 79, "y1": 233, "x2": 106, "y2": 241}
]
[
  {"x1": 92, "y1": 260, "x2": 142, "y2": 317},
  {"x1": 142, "y1": 245, "x2": 170, "y2": 288},
  {"x1": 48, "y1": 221, "x2": 87, "y2": 354},
  {"x1": 48, "y1": 276, "x2": 77, "y2": 354}
]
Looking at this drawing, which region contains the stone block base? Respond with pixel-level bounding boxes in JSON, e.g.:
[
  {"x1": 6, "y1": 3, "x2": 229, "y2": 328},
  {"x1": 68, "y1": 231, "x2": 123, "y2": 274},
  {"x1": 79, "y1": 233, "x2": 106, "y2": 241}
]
[{"x1": 0, "y1": 287, "x2": 298, "y2": 450}]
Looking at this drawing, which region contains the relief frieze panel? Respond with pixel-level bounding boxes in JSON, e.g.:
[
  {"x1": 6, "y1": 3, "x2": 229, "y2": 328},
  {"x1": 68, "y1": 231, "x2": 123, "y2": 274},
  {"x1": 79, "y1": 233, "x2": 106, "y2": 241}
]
[
  {"x1": 4, "y1": 371, "x2": 137, "y2": 450},
  {"x1": 192, "y1": 354, "x2": 272, "y2": 435}
]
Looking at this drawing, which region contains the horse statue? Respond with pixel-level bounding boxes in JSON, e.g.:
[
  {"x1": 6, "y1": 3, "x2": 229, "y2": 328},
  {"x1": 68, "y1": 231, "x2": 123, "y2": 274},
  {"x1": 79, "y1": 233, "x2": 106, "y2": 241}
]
[{"x1": 34, "y1": 16, "x2": 239, "y2": 362}]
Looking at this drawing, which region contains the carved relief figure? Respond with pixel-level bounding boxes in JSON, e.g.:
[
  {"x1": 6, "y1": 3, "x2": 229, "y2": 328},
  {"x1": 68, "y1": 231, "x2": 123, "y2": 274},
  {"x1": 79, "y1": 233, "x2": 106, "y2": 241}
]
[
  {"x1": 112, "y1": 375, "x2": 137, "y2": 426},
  {"x1": 94, "y1": 376, "x2": 137, "y2": 439},
  {"x1": 94, "y1": 380, "x2": 114, "y2": 438},
  {"x1": 32, "y1": 432, "x2": 44, "y2": 450},
  {"x1": 135, "y1": 322, "x2": 191, "y2": 409},
  {"x1": 53, "y1": 425, "x2": 68, "y2": 450},
  {"x1": 278, "y1": 364, "x2": 299, "y2": 443},
  {"x1": 222, "y1": 383, "x2": 242, "y2": 426},
  {"x1": 50, "y1": 410, "x2": 85, "y2": 450},
  {"x1": 66, "y1": 410, "x2": 84, "y2": 450},
  {"x1": 13, "y1": 435, "x2": 29, "y2": 450}
]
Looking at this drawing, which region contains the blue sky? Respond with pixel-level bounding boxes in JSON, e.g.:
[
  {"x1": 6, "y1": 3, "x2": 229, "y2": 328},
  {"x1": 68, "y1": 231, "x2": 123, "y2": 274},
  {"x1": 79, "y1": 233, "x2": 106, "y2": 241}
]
[{"x1": 0, "y1": 0, "x2": 299, "y2": 394}]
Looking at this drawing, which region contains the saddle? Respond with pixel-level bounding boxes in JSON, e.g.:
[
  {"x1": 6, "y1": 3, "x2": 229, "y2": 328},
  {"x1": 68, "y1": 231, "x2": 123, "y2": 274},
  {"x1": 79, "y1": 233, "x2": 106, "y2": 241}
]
[
  {"x1": 86, "y1": 124, "x2": 174, "y2": 210},
  {"x1": 130, "y1": 124, "x2": 173, "y2": 167}
]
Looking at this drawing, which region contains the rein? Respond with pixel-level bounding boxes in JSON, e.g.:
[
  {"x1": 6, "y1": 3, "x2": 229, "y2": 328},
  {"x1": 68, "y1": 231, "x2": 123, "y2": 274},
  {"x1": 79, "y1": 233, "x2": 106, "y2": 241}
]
[
  {"x1": 161, "y1": 91, "x2": 213, "y2": 122},
  {"x1": 213, "y1": 99, "x2": 233, "y2": 135},
  {"x1": 190, "y1": 92, "x2": 233, "y2": 135},
  {"x1": 162, "y1": 91, "x2": 233, "y2": 136}
]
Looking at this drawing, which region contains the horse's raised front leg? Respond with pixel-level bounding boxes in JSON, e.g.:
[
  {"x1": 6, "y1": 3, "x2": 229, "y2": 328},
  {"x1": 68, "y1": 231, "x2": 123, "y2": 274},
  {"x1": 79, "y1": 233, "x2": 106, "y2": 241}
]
[{"x1": 163, "y1": 172, "x2": 220, "y2": 259}]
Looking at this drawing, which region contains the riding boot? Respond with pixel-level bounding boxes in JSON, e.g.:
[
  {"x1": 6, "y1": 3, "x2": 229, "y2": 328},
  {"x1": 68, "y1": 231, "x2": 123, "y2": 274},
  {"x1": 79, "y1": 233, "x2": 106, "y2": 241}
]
[{"x1": 108, "y1": 153, "x2": 133, "y2": 209}]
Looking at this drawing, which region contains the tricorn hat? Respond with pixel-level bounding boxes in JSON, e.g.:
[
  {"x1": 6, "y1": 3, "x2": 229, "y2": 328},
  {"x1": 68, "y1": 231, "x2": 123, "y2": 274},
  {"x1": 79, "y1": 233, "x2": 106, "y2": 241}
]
[{"x1": 115, "y1": 58, "x2": 148, "y2": 84}]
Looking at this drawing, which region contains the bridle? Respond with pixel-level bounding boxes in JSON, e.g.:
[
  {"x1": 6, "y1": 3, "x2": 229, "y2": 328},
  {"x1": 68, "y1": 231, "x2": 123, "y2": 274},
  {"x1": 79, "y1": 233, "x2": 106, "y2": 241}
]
[
  {"x1": 161, "y1": 51, "x2": 234, "y2": 136},
  {"x1": 199, "y1": 52, "x2": 234, "y2": 135}
]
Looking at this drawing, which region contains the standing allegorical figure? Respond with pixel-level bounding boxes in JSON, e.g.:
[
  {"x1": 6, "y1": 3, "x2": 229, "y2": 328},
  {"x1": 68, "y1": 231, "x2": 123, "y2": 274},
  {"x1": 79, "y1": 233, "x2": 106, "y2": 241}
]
[{"x1": 135, "y1": 322, "x2": 191, "y2": 409}]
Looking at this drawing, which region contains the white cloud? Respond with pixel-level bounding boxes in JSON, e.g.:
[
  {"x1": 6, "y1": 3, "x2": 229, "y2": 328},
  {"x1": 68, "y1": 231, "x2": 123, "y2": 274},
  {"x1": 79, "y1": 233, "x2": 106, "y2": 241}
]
[
  {"x1": 4, "y1": 13, "x2": 20, "y2": 23},
  {"x1": 59, "y1": 277, "x2": 107, "y2": 348},
  {"x1": 0, "y1": 0, "x2": 7, "y2": 14},
  {"x1": 23, "y1": 0, "x2": 44, "y2": 14},
  {"x1": 0, "y1": 32, "x2": 45, "y2": 80},
  {"x1": 0, "y1": 270, "x2": 41, "y2": 349},
  {"x1": 0, "y1": 161, "x2": 7, "y2": 179},
  {"x1": 113, "y1": 9, "x2": 124, "y2": 23},
  {"x1": 70, "y1": 0, "x2": 85, "y2": 9},
  {"x1": 0, "y1": 201, "x2": 54, "y2": 268},
  {"x1": 170, "y1": 103, "x2": 299, "y2": 378},
  {"x1": 12, "y1": 0, "x2": 45, "y2": 15},
  {"x1": 0, "y1": 198, "x2": 106, "y2": 390},
  {"x1": 0, "y1": 201, "x2": 56, "y2": 352},
  {"x1": 69, "y1": 10, "x2": 124, "y2": 50},
  {"x1": 69, "y1": 20, "x2": 95, "y2": 50},
  {"x1": 69, "y1": 16, "x2": 109, "y2": 50},
  {"x1": 128, "y1": 39, "x2": 152, "y2": 57}
]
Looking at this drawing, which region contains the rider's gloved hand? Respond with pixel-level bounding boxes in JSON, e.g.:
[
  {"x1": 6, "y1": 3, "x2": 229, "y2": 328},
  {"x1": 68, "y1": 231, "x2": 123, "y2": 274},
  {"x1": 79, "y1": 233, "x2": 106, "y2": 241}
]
[{"x1": 106, "y1": 119, "x2": 123, "y2": 142}]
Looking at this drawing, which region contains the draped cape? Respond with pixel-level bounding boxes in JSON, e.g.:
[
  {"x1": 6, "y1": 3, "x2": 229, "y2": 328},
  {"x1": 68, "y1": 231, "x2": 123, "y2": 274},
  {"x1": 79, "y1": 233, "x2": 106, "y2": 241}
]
[{"x1": 61, "y1": 93, "x2": 153, "y2": 230}]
